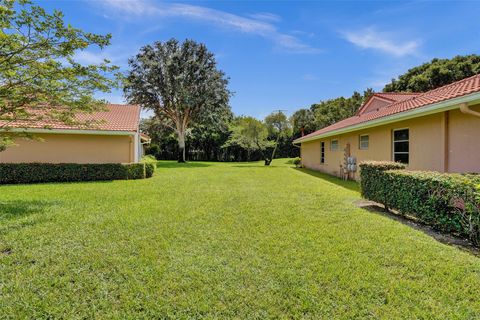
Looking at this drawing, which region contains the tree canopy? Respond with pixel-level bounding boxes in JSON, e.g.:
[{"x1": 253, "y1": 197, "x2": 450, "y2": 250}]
[
  {"x1": 223, "y1": 116, "x2": 273, "y2": 162},
  {"x1": 384, "y1": 55, "x2": 480, "y2": 92},
  {"x1": 264, "y1": 111, "x2": 290, "y2": 165},
  {"x1": 124, "y1": 38, "x2": 231, "y2": 162},
  {"x1": 0, "y1": 0, "x2": 119, "y2": 151},
  {"x1": 290, "y1": 108, "x2": 315, "y2": 138},
  {"x1": 310, "y1": 90, "x2": 372, "y2": 130}
]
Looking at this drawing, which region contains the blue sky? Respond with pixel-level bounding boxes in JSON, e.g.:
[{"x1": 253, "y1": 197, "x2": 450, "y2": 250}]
[{"x1": 40, "y1": 0, "x2": 480, "y2": 118}]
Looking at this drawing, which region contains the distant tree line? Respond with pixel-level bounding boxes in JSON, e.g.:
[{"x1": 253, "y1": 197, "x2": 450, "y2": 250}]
[
  {"x1": 138, "y1": 50, "x2": 480, "y2": 163},
  {"x1": 5, "y1": 1, "x2": 478, "y2": 164}
]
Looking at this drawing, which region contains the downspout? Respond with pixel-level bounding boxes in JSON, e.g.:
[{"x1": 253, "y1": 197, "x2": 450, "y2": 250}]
[
  {"x1": 442, "y1": 111, "x2": 449, "y2": 172},
  {"x1": 460, "y1": 103, "x2": 480, "y2": 117},
  {"x1": 292, "y1": 142, "x2": 302, "y2": 166},
  {"x1": 133, "y1": 130, "x2": 140, "y2": 163}
]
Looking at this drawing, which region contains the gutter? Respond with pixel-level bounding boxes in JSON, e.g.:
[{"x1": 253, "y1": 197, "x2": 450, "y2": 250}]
[
  {"x1": 294, "y1": 91, "x2": 480, "y2": 144},
  {"x1": 2, "y1": 128, "x2": 137, "y2": 136},
  {"x1": 460, "y1": 102, "x2": 480, "y2": 118}
]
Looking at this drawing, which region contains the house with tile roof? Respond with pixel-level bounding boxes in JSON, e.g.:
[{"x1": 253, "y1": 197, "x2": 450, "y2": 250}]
[
  {"x1": 0, "y1": 104, "x2": 148, "y2": 164},
  {"x1": 294, "y1": 74, "x2": 480, "y2": 179}
]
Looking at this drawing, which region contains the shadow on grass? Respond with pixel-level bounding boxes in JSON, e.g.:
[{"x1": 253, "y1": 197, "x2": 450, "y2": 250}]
[
  {"x1": 0, "y1": 180, "x2": 114, "y2": 187},
  {"x1": 293, "y1": 167, "x2": 360, "y2": 192},
  {"x1": 156, "y1": 161, "x2": 211, "y2": 169},
  {"x1": 355, "y1": 200, "x2": 480, "y2": 256},
  {"x1": 0, "y1": 200, "x2": 54, "y2": 221},
  {"x1": 230, "y1": 165, "x2": 284, "y2": 168}
]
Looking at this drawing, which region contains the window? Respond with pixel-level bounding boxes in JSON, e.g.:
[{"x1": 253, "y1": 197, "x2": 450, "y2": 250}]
[
  {"x1": 393, "y1": 129, "x2": 409, "y2": 164},
  {"x1": 330, "y1": 139, "x2": 339, "y2": 151},
  {"x1": 359, "y1": 135, "x2": 369, "y2": 150},
  {"x1": 320, "y1": 141, "x2": 325, "y2": 164}
]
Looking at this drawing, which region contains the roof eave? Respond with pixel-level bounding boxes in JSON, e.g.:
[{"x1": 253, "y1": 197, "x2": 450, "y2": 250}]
[
  {"x1": 1, "y1": 128, "x2": 137, "y2": 136},
  {"x1": 294, "y1": 91, "x2": 480, "y2": 144}
]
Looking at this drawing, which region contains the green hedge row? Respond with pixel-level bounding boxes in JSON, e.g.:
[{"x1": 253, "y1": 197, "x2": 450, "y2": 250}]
[
  {"x1": 359, "y1": 161, "x2": 480, "y2": 245},
  {"x1": 0, "y1": 162, "x2": 156, "y2": 184}
]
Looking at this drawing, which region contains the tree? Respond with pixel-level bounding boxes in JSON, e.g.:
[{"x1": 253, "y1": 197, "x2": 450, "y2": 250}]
[
  {"x1": 223, "y1": 116, "x2": 273, "y2": 162},
  {"x1": 124, "y1": 39, "x2": 231, "y2": 163},
  {"x1": 264, "y1": 111, "x2": 291, "y2": 165},
  {"x1": 290, "y1": 108, "x2": 315, "y2": 137},
  {"x1": 384, "y1": 55, "x2": 480, "y2": 92},
  {"x1": 0, "y1": 0, "x2": 119, "y2": 151},
  {"x1": 310, "y1": 90, "x2": 369, "y2": 131}
]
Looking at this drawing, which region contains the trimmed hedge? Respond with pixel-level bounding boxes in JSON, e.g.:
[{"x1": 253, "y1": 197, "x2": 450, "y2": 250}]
[
  {"x1": 360, "y1": 161, "x2": 480, "y2": 245},
  {"x1": 145, "y1": 162, "x2": 155, "y2": 178},
  {"x1": 360, "y1": 161, "x2": 407, "y2": 209},
  {"x1": 0, "y1": 162, "x2": 155, "y2": 185}
]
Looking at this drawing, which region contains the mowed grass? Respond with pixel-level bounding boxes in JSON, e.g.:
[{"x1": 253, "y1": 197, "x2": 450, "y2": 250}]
[{"x1": 1, "y1": 160, "x2": 480, "y2": 319}]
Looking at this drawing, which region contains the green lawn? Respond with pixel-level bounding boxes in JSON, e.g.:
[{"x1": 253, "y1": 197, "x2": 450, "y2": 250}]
[{"x1": 1, "y1": 159, "x2": 480, "y2": 319}]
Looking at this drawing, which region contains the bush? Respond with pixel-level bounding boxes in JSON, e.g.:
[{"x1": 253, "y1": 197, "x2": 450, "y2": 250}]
[
  {"x1": 145, "y1": 162, "x2": 155, "y2": 178},
  {"x1": 360, "y1": 161, "x2": 480, "y2": 245},
  {"x1": 0, "y1": 162, "x2": 153, "y2": 185},
  {"x1": 141, "y1": 155, "x2": 157, "y2": 163},
  {"x1": 124, "y1": 163, "x2": 146, "y2": 180},
  {"x1": 141, "y1": 155, "x2": 157, "y2": 178},
  {"x1": 360, "y1": 161, "x2": 407, "y2": 207},
  {"x1": 293, "y1": 157, "x2": 302, "y2": 168}
]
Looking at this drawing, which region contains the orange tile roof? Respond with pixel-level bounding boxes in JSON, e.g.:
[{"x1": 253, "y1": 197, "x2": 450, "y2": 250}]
[
  {"x1": 2, "y1": 104, "x2": 141, "y2": 133},
  {"x1": 373, "y1": 92, "x2": 421, "y2": 102},
  {"x1": 356, "y1": 92, "x2": 421, "y2": 115},
  {"x1": 295, "y1": 74, "x2": 480, "y2": 143}
]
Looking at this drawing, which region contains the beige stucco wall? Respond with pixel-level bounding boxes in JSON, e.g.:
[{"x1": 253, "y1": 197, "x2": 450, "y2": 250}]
[
  {"x1": 300, "y1": 111, "x2": 460, "y2": 178},
  {"x1": 0, "y1": 133, "x2": 135, "y2": 164},
  {"x1": 448, "y1": 104, "x2": 480, "y2": 172}
]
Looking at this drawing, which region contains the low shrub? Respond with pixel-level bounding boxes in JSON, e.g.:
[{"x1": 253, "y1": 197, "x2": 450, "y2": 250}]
[
  {"x1": 359, "y1": 161, "x2": 480, "y2": 245},
  {"x1": 145, "y1": 162, "x2": 155, "y2": 178},
  {"x1": 124, "y1": 163, "x2": 146, "y2": 180},
  {"x1": 360, "y1": 161, "x2": 407, "y2": 208},
  {"x1": 0, "y1": 162, "x2": 153, "y2": 185},
  {"x1": 141, "y1": 155, "x2": 157, "y2": 178},
  {"x1": 292, "y1": 157, "x2": 302, "y2": 168},
  {"x1": 141, "y1": 155, "x2": 157, "y2": 163}
]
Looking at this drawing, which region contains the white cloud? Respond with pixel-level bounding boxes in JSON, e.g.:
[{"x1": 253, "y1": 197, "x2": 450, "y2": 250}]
[
  {"x1": 341, "y1": 27, "x2": 419, "y2": 57},
  {"x1": 101, "y1": 0, "x2": 156, "y2": 15},
  {"x1": 74, "y1": 51, "x2": 111, "y2": 65},
  {"x1": 248, "y1": 12, "x2": 281, "y2": 23},
  {"x1": 74, "y1": 43, "x2": 143, "y2": 69},
  {"x1": 98, "y1": 0, "x2": 319, "y2": 53}
]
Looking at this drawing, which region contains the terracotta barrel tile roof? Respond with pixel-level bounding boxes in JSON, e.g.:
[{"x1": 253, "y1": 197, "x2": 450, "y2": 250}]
[
  {"x1": 2, "y1": 104, "x2": 141, "y2": 132},
  {"x1": 373, "y1": 92, "x2": 421, "y2": 102},
  {"x1": 296, "y1": 74, "x2": 480, "y2": 142}
]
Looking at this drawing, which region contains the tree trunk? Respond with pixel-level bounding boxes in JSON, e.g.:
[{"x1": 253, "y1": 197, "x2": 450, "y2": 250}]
[
  {"x1": 177, "y1": 130, "x2": 186, "y2": 163},
  {"x1": 265, "y1": 135, "x2": 280, "y2": 166}
]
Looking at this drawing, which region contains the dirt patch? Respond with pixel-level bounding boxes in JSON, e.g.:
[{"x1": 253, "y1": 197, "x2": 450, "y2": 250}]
[
  {"x1": 1, "y1": 247, "x2": 13, "y2": 255},
  {"x1": 354, "y1": 199, "x2": 480, "y2": 256}
]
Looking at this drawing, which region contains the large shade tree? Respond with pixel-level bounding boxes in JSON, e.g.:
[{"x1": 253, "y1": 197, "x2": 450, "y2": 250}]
[
  {"x1": 124, "y1": 39, "x2": 231, "y2": 162},
  {"x1": 0, "y1": 0, "x2": 119, "y2": 151}
]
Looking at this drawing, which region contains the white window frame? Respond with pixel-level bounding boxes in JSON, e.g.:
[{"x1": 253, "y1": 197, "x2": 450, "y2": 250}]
[
  {"x1": 359, "y1": 134, "x2": 369, "y2": 150},
  {"x1": 392, "y1": 128, "x2": 409, "y2": 164},
  {"x1": 330, "y1": 139, "x2": 339, "y2": 151}
]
